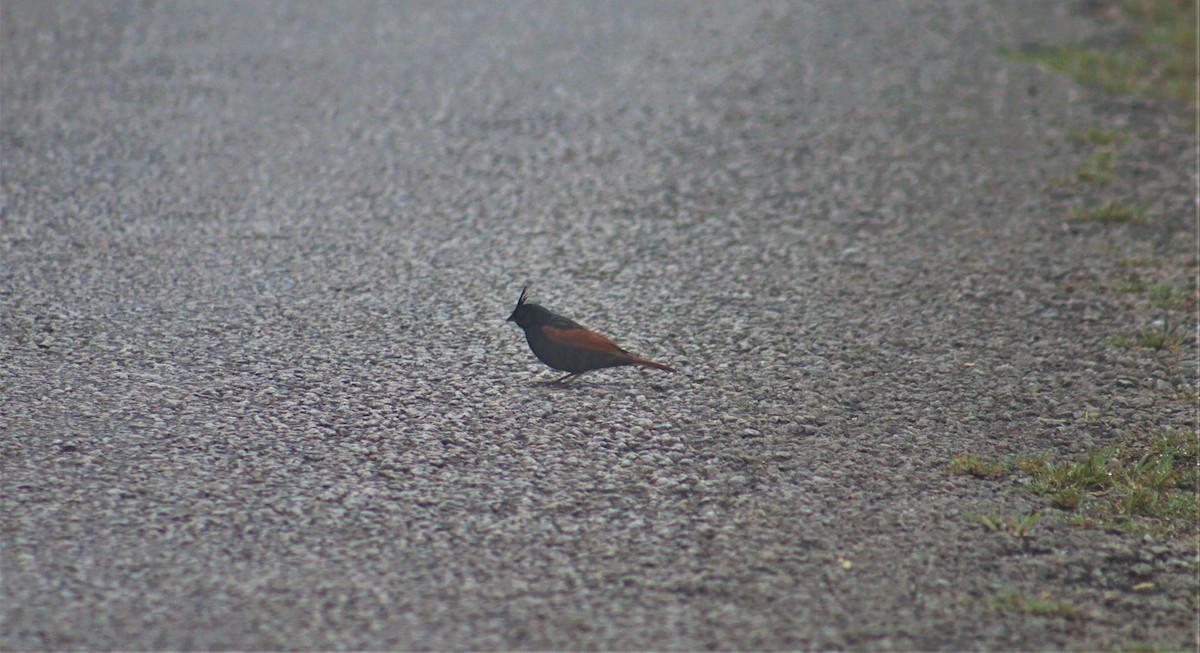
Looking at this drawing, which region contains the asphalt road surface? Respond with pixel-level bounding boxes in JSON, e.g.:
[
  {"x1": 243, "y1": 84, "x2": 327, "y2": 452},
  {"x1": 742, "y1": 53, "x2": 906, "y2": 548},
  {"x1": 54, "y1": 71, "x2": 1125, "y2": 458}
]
[{"x1": 2, "y1": 1, "x2": 1194, "y2": 650}]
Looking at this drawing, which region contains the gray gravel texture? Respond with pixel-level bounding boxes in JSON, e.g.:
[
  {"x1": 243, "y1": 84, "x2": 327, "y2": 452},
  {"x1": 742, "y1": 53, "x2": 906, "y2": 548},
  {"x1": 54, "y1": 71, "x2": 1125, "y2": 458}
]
[{"x1": 2, "y1": 1, "x2": 1196, "y2": 651}]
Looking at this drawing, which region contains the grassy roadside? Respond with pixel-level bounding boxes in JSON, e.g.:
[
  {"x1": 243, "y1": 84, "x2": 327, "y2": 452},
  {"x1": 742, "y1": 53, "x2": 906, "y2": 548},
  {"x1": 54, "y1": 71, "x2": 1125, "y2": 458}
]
[
  {"x1": 1022, "y1": 0, "x2": 1196, "y2": 395},
  {"x1": 952, "y1": 428, "x2": 1198, "y2": 537},
  {"x1": 1006, "y1": 0, "x2": 1197, "y2": 106},
  {"x1": 957, "y1": 4, "x2": 1198, "y2": 647}
]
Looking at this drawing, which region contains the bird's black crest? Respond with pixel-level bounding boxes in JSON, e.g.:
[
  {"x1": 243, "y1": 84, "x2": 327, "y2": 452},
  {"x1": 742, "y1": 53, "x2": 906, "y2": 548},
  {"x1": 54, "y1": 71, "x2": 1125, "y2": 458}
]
[{"x1": 516, "y1": 286, "x2": 529, "y2": 308}]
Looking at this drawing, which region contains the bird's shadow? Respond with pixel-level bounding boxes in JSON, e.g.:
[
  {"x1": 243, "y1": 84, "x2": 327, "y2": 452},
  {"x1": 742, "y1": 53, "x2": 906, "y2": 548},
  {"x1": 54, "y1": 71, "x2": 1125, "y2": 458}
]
[
  {"x1": 528, "y1": 376, "x2": 675, "y2": 392},
  {"x1": 530, "y1": 379, "x2": 621, "y2": 389}
]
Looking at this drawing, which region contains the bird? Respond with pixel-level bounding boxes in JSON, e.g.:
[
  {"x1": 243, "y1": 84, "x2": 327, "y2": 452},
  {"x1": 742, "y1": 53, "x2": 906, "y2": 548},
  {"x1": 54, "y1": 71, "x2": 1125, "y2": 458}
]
[{"x1": 506, "y1": 286, "x2": 677, "y2": 383}]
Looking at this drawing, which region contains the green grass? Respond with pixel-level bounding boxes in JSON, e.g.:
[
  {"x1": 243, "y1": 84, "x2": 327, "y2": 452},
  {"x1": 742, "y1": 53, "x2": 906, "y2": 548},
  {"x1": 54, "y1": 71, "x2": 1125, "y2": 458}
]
[
  {"x1": 948, "y1": 454, "x2": 1008, "y2": 477},
  {"x1": 1105, "y1": 325, "x2": 1184, "y2": 351},
  {"x1": 1069, "y1": 126, "x2": 1131, "y2": 146},
  {"x1": 1138, "y1": 279, "x2": 1193, "y2": 350},
  {"x1": 1007, "y1": 0, "x2": 1197, "y2": 105},
  {"x1": 1103, "y1": 333, "x2": 1132, "y2": 348},
  {"x1": 1018, "y1": 449, "x2": 1112, "y2": 509},
  {"x1": 1112, "y1": 644, "x2": 1185, "y2": 653},
  {"x1": 1119, "y1": 0, "x2": 1199, "y2": 102},
  {"x1": 1016, "y1": 429, "x2": 1199, "y2": 535},
  {"x1": 986, "y1": 591, "x2": 1086, "y2": 619},
  {"x1": 1074, "y1": 149, "x2": 1117, "y2": 185},
  {"x1": 1107, "y1": 278, "x2": 1193, "y2": 351},
  {"x1": 1146, "y1": 282, "x2": 1191, "y2": 311},
  {"x1": 968, "y1": 509, "x2": 1041, "y2": 539},
  {"x1": 1015, "y1": 45, "x2": 1150, "y2": 97},
  {"x1": 1068, "y1": 200, "x2": 1147, "y2": 224},
  {"x1": 1136, "y1": 325, "x2": 1184, "y2": 351},
  {"x1": 1115, "y1": 277, "x2": 1147, "y2": 294}
]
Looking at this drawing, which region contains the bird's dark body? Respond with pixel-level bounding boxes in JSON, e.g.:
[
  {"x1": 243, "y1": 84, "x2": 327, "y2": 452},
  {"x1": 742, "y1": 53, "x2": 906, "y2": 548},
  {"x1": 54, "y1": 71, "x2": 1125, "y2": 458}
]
[
  {"x1": 506, "y1": 287, "x2": 676, "y2": 381},
  {"x1": 518, "y1": 307, "x2": 630, "y2": 374}
]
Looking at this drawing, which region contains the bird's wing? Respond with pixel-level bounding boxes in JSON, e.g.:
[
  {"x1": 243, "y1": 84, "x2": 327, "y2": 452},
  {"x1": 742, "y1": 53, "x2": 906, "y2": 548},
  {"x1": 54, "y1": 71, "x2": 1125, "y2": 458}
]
[
  {"x1": 545, "y1": 313, "x2": 586, "y2": 330},
  {"x1": 542, "y1": 326, "x2": 630, "y2": 355}
]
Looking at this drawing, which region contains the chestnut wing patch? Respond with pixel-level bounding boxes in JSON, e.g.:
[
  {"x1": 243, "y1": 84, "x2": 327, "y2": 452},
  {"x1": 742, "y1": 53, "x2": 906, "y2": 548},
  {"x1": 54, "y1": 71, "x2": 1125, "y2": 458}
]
[{"x1": 542, "y1": 326, "x2": 629, "y2": 355}]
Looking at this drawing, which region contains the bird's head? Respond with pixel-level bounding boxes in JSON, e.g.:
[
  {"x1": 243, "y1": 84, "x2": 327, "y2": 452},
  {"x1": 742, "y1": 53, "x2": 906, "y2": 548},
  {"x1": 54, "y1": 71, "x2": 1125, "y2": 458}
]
[{"x1": 506, "y1": 286, "x2": 550, "y2": 329}]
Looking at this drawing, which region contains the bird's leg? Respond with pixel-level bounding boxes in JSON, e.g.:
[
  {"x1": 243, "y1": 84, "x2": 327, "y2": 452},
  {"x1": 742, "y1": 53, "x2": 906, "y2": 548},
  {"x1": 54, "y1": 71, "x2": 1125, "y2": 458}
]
[{"x1": 553, "y1": 372, "x2": 578, "y2": 384}]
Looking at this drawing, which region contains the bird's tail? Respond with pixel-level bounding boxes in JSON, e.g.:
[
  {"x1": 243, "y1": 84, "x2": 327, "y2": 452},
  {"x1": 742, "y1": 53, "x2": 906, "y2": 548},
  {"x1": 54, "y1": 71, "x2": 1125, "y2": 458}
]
[{"x1": 630, "y1": 357, "x2": 678, "y2": 373}]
